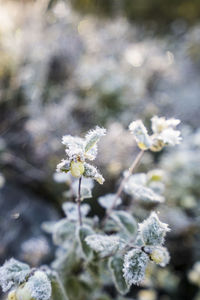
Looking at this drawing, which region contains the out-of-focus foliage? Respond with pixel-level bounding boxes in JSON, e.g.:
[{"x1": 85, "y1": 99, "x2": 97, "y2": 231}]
[{"x1": 0, "y1": 0, "x2": 200, "y2": 300}]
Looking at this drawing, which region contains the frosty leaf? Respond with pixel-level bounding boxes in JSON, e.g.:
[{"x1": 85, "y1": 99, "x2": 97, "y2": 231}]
[
  {"x1": 53, "y1": 172, "x2": 71, "y2": 183},
  {"x1": 72, "y1": 181, "x2": 93, "y2": 199},
  {"x1": 85, "y1": 126, "x2": 106, "y2": 154},
  {"x1": 62, "y1": 136, "x2": 85, "y2": 159},
  {"x1": 52, "y1": 219, "x2": 76, "y2": 246},
  {"x1": 110, "y1": 211, "x2": 137, "y2": 236},
  {"x1": 62, "y1": 202, "x2": 90, "y2": 221},
  {"x1": 0, "y1": 258, "x2": 31, "y2": 292},
  {"x1": 157, "y1": 128, "x2": 182, "y2": 146},
  {"x1": 123, "y1": 249, "x2": 149, "y2": 286},
  {"x1": 77, "y1": 225, "x2": 94, "y2": 259},
  {"x1": 83, "y1": 163, "x2": 105, "y2": 184},
  {"x1": 26, "y1": 271, "x2": 51, "y2": 300},
  {"x1": 85, "y1": 234, "x2": 125, "y2": 258},
  {"x1": 149, "y1": 246, "x2": 170, "y2": 267},
  {"x1": 109, "y1": 256, "x2": 129, "y2": 295},
  {"x1": 129, "y1": 120, "x2": 152, "y2": 150},
  {"x1": 124, "y1": 181, "x2": 164, "y2": 203},
  {"x1": 139, "y1": 212, "x2": 170, "y2": 246},
  {"x1": 56, "y1": 159, "x2": 70, "y2": 173},
  {"x1": 98, "y1": 194, "x2": 122, "y2": 210},
  {"x1": 49, "y1": 272, "x2": 69, "y2": 300},
  {"x1": 41, "y1": 221, "x2": 57, "y2": 234}
]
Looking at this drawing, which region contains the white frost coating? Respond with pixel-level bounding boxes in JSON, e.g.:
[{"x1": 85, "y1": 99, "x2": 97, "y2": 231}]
[
  {"x1": 0, "y1": 258, "x2": 30, "y2": 292},
  {"x1": 98, "y1": 193, "x2": 122, "y2": 209},
  {"x1": 139, "y1": 212, "x2": 170, "y2": 246},
  {"x1": 56, "y1": 159, "x2": 71, "y2": 173},
  {"x1": 83, "y1": 163, "x2": 105, "y2": 184},
  {"x1": 129, "y1": 120, "x2": 152, "y2": 150},
  {"x1": 62, "y1": 202, "x2": 90, "y2": 220},
  {"x1": 85, "y1": 234, "x2": 125, "y2": 257},
  {"x1": 149, "y1": 246, "x2": 170, "y2": 267},
  {"x1": 26, "y1": 271, "x2": 51, "y2": 300},
  {"x1": 84, "y1": 126, "x2": 106, "y2": 159},
  {"x1": 123, "y1": 249, "x2": 149, "y2": 286}
]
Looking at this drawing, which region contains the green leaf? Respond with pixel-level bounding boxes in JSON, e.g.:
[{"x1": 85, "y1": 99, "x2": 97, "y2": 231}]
[
  {"x1": 53, "y1": 219, "x2": 76, "y2": 246},
  {"x1": 110, "y1": 211, "x2": 137, "y2": 236},
  {"x1": 109, "y1": 256, "x2": 129, "y2": 295},
  {"x1": 77, "y1": 225, "x2": 94, "y2": 259},
  {"x1": 123, "y1": 249, "x2": 149, "y2": 286},
  {"x1": 50, "y1": 273, "x2": 69, "y2": 300}
]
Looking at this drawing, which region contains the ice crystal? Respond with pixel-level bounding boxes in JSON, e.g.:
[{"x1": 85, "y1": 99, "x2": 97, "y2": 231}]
[
  {"x1": 139, "y1": 212, "x2": 170, "y2": 246},
  {"x1": 26, "y1": 271, "x2": 52, "y2": 300},
  {"x1": 0, "y1": 259, "x2": 31, "y2": 292},
  {"x1": 83, "y1": 163, "x2": 105, "y2": 184},
  {"x1": 123, "y1": 249, "x2": 149, "y2": 286}
]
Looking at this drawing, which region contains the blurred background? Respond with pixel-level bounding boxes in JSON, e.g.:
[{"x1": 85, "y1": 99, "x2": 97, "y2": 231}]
[{"x1": 0, "y1": 0, "x2": 200, "y2": 299}]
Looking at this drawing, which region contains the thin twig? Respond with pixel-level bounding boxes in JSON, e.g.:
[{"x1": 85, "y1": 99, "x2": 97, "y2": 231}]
[
  {"x1": 77, "y1": 176, "x2": 82, "y2": 226},
  {"x1": 102, "y1": 150, "x2": 144, "y2": 226}
]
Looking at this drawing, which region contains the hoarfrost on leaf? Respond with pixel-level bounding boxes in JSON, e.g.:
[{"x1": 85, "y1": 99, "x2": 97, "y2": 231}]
[
  {"x1": 98, "y1": 193, "x2": 122, "y2": 210},
  {"x1": 84, "y1": 126, "x2": 106, "y2": 159},
  {"x1": 109, "y1": 256, "x2": 129, "y2": 295},
  {"x1": 26, "y1": 271, "x2": 52, "y2": 300},
  {"x1": 110, "y1": 211, "x2": 137, "y2": 236},
  {"x1": 83, "y1": 163, "x2": 105, "y2": 184},
  {"x1": 85, "y1": 234, "x2": 125, "y2": 258},
  {"x1": 129, "y1": 120, "x2": 152, "y2": 150},
  {"x1": 139, "y1": 212, "x2": 170, "y2": 246},
  {"x1": 123, "y1": 249, "x2": 149, "y2": 286},
  {"x1": 0, "y1": 258, "x2": 31, "y2": 292}
]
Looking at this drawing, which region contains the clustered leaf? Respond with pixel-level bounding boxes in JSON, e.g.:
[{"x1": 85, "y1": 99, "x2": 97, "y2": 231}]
[
  {"x1": 129, "y1": 116, "x2": 181, "y2": 152},
  {"x1": 0, "y1": 259, "x2": 31, "y2": 292},
  {"x1": 57, "y1": 126, "x2": 106, "y2": 184}
]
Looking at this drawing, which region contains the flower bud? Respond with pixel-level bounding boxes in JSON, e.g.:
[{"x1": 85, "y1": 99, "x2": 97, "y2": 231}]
[
  {"x1": 70, "y1": 161, "x2": 85, "y2": 178},
  {"x1": 15, "y1": 284, "x2": 32, "y2": 300},
  {"x1": 8, "y1": 290, "x2": 16, "y2": 300}
]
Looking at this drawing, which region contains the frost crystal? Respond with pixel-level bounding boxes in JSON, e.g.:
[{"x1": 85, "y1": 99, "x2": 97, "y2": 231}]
[
  {"x1": 123, "y1": 249, "x2": 149, "y2": 286},
  {"x1": 62, "y1": 202, "x2": 90, "y2": 220},
  {"x1": 26, "y1": 271, "x2": 52, "y2": 300},
  {"x1": 85, "y1": 234, "x2": 125, "y2": 257},
  {"x1": 0, "y1": 258, "x2": 31, "y2": 292},
  {"x1": 98, "y1": 193, "x2": 122, "y2": 209},
  {"x1": 85, "y1": 126, "x2": 106, "y2": 159},
  {"x1": 129, "y1": 120, "x2": 152, "y2": 150},
  {"x1": 139, "y1": 212, "x2": 170, "y2": 246}
]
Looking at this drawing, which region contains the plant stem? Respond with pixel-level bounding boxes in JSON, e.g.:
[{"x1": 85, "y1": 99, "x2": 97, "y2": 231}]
[
  {"x1": 54, "y1": 273, "x2": 69, "y2": 300},
  {"x1": 102, "y1": 149, "x2": 144, "y2": 226},
  {"x1": 77, "y1": 176, "x2": 82, "y2": 226}
]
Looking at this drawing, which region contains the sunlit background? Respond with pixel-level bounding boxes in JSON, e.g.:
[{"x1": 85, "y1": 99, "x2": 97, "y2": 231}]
[{"x1": 0, "y1": 0, "x2": 200, "y2": 299}]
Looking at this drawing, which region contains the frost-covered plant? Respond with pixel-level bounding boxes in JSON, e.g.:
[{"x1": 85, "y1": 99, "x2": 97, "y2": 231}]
[{"x1": 0, "y1": 118, "x2": 181, "y2": 300}]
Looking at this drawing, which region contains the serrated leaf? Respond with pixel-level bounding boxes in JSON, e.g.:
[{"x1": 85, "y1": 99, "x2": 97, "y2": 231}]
[
  {"x1": 110, "y1": 211, "x2": 137, "y2": 236},
  {"x1": 123, "y1": 249, "x2": 149, "y2": 286},
  {"x1": 139, "y1": 212, "x2": 170, "y2": 246},
  {"x1": 77, "y1": 225, "x2": 94, "y2": 259},
  {"x1": 85, "y1": 234, "x2": 125, "y2": 258},
  {"x1": 0, "y1": 258, "x2": 31, "y2": 292},
  {"x1": 109, "y1": 256, "x2": 129, "y2": 295}
]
